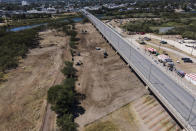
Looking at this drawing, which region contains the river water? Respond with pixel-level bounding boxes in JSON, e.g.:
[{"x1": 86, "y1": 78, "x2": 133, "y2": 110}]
[{"x1": 8, "y1": 17, "x2": 83, "y2": 32}]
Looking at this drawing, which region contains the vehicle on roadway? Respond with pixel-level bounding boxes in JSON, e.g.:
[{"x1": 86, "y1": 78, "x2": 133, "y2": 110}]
[{"x1": 160, "y1": 41, "x2": 167, "y2": 44}]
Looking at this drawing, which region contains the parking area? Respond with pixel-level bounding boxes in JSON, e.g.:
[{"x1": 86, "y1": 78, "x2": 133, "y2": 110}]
[{"x1": 136, "y1": 36, "x2": 196, "y2": 93}]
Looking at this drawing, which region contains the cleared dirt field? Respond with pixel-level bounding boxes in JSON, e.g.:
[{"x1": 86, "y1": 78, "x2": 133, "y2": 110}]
[
  {"x1": 74, "y1": 22, "x2": 181, "y2": 131},
  {"x1": 0, "y1": 30, "x2": 71, "y2": 131},
  {"x1": 74, "y1": 22, "x2": 146, "y2": 130}
]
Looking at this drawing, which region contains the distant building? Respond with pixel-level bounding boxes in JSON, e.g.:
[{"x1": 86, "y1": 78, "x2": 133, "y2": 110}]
[
  {"x1": 22, "y1": 1, "x2": 29, "y2": 6},
  {"x1": 27, "y1": 9, "x2": 41, "y2": 14},
  {"x1": 84, "y1": 6, "x2": 101, "y2": 11},
  {"x1": 47, "y1": 7, "x2": 56, "y2": 14}
]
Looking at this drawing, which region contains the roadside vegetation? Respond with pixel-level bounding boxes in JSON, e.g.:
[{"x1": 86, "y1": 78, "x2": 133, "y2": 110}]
[
  {"x1": 90, "y1": 0, "x2": 195, "y2": 20},
  {"x1": 89, "y1": 1, "x2": 196, "y2": 40},
  {"x1": 164, "y1": 20, "x2": 196, "y2": 39},
  {"x1": 122, "y1": 13, "x2": 196, "y2": 39},
  {"x1": 123, "y1": 21, "x2": 155, "y2": 33}
]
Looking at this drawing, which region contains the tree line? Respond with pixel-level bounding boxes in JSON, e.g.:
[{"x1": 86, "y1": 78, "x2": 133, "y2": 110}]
[
  {"x1": 0, "y1": 26, "x2": 44, "y2": 76},
  {"x1": 47, "y1": 20, "x2": 84, "y2": 130},
  {"x1": 122, "y1": 16, "x2": 196, "y2": 40},
  {"x1": 47, "y1": 61, "x2": 84, "y2": 131},
  {"x1": 0, "y1": 19, "x2": 74, "y2": 81}
]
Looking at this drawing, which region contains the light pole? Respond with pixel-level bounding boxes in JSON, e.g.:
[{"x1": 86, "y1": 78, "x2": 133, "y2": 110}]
[
  {"x1": 158, "y1": 43, "x2": 162, "y2": 53},
  {"x1": 190, "y1": 41, "x2": 195, "y2": 56},
  {"x1": 130, "y1": 45, "x2": 132, "y2": 60},
  {"x1": 148, "y1": 63, "x2": 153, "y2": 82}
]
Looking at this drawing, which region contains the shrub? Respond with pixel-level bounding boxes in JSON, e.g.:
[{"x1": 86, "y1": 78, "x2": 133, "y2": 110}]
[
  {"x1": 124, "y1": 22, "x2": 152, "y2": 33},
  {"x1": 57, "y1": 114, "x2": 78, "y2": 131},
  {"x1": 69, "y1": 41, "x2": 78, "y2": 49},
  {"x1": 61, "y1": 61, "x2": 77, "y2": 78},
  {"x1": 47, "y1": 85, "x2": 63, "y2": 105}
]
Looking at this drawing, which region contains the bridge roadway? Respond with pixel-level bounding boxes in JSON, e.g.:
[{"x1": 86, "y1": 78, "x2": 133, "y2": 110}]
[{"x1": 81, "y1": 9, "x2": 196, "y2": 131}]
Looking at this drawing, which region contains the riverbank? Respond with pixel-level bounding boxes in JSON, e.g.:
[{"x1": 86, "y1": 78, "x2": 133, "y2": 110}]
[{"x1": 0, "y1": 29, "x2": 71, "y2": 130}]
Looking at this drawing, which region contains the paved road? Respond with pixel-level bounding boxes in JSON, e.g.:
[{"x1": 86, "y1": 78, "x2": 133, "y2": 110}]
[
  {"x1": 146, "y1": 42, "x2": 196, "y2": 63},
  {"x1": 108, "y1": 23, "x2": 196, "y2": 63},
  {"x1": 145, "y1": 34, "x2": 196, "y2": 56},
  {"x1": 82, "y1": 10, "x2": 196, "y2": 131}
]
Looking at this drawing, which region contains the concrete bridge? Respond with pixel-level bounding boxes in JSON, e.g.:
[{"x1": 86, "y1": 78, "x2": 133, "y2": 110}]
[{"x1": 81, "y1": 9, "x2": 196, "y2": 131}]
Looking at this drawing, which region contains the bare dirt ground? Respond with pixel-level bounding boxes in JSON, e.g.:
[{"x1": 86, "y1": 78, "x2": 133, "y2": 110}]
[
  {"x1": 74, "y1": 22, "x2": 147, "y2": 130},
  {"x1": 0, "y1": 30, "x2": 71, "y2": 131},
  {"x1": 74, "y1": 22, "x2": 182, "y2": 131}
]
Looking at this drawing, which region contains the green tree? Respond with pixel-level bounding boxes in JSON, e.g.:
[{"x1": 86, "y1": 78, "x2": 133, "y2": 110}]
[
  {"x1": 63, "y1": 78, "x2": 76, "y2": 89},
  {"x1": 47, "y1": 85, "x2": 63, "y2": 105},
  {"x1": 61, "y1": 61, "x2": 77, "y2": 78},
  {"x1": 57, "y1": 114, "x2": 78, "y2": 131},
  {"x1": 52, "y1": 86, "x2": 75, "y2": 115}
]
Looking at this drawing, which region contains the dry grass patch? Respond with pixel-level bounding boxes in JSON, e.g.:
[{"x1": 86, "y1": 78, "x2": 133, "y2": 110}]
[{"x1": 85, "y1": 121, "x2": 119, "y2": 131}]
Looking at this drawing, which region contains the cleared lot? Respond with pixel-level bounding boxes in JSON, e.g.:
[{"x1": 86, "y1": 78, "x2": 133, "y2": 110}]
[
  {"x1": 0, "y1": 30, "x2": 71, "y2": 130},
  {"x1": 74, "y1": 23, "x2": 147, "y2": 130},
  {"x1": 74, "y1": 23, "x2": 181, "y2": 131}
]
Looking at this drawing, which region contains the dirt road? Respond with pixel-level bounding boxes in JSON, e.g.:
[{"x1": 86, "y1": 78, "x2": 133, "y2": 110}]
[
  {"x1": 73, "y1": 23, "x2": 147, "y2": 130},
  {"x1": 0, "y1": 30, "x2": 71, "y2": 131}
]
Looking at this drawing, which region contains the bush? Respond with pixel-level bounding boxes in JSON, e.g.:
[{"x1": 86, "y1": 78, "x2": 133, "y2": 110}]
[
  {"x1": 52, "y1": 85, "x2": 75, "y2": 116},
  {"x1": 70, "y1": 49, "x2": 74, "y2": 57},
  {"x1": 61, "y1": 61, "x2": 77, "y2": 78},
  {"x1": 69, "y1": 41, "x2": 78, "y2": 49},
  {"x1": 57, "y1": 114, "x2": 78, "y2": 131},
  {"x1": 182, "y1": 31, "x2": 196, "y2": 40},
  {"x1": 63, "y1": 78, "x2": 76, "y2": 88},
  {"x1": 47, "y1": 61, "x2": 84, "y2": 131},
  {"x1": 70, "y1": 36, "x2": 80, "y2": 42},
  {"x1": 66, "y1": 30, "x2": 77, "y2": 37},
  {"x1": 47, "y1": 85, "x2": 63, "y2": 105},
  {"x1": 124, "y1": 22, "x2": 152, "y2": 33}
]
